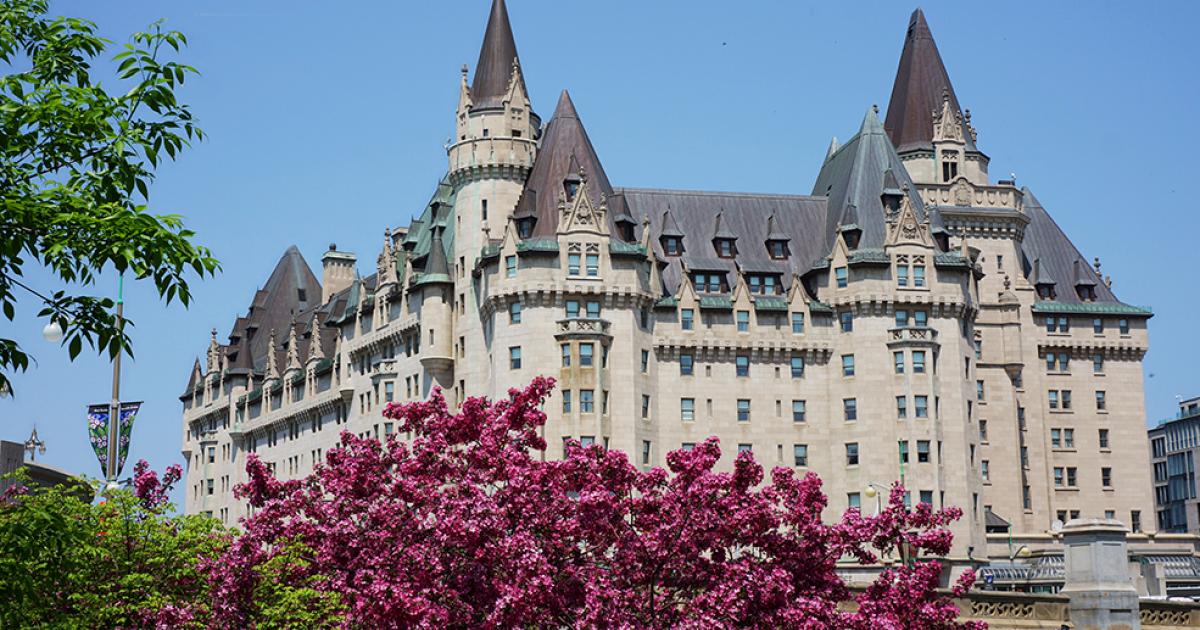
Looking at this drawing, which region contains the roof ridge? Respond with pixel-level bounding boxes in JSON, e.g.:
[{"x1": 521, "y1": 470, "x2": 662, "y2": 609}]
[{"x1": 614, "y1": 186, "x2": 825, "y2": 201}]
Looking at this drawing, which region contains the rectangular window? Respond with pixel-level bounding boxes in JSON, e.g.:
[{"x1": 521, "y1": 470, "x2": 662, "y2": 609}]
[
  {"x1": 1049, "y1": 390, "x2": 1059, "y2": 409},
  {"x1": 794, "y1": 444, "x2": 808, "y2": 467},
  {"x1": 1045, "y1": 316, "x2": 1056, "y2": 333},
  {"x1": 737, "y1": 443, "x2": 752, "y2": 454},
  {"x1": 580, "y1": 390, "x2": 594, "y2": 413},
  {"x1": 915, "y1": 395, "x2": 928, "y2": 418},
  {"x1": 896, "y1": 395, "x2": 907, "y2": 418},
  {"x1": 842, "y1": 354, "x2": 855, "y2": 377},
  {"x1": 562, "y1": 390, "x2": 572, "y2": 413},
  {"x1": 977, "y1": 380, "x2": 985, "y2": 400},
  {"x1": 1131, "y1": 511, "x2": 1141, "y2": 532},
  {"x1": 920, "y1": 490, "x2": 934, "y2": 505},
  {"x1": 790, "y1": 356, "x2": 804, "y2": 378},
  {"x1": 974, "y1": 339, "x2": 982, "y2": 360},
  {"x1": 561, "y1": 344, "x2": 572, "y2": 367},
  {"x1": 835, "y1": 267, "x2": 848, "y2": 288},
  {"x1": 385, "y1": 382, "x2": 395, "y2": 402},
  {"x1": 981, "y1": 460, "x2": 990, "y2": 481},
  {"x1": 897, "y1": 265, "x2": 909, "y2": 287},
  {"x1": 980, "y1": 419, "x2": 988, "y2": 441},
  {"x1": 509, "y1": 301, "x2": 522, "y2": 324},
  {"x1": 1059, "y1": 353, "x2": 1070, "y2": 371},
  {"x1": 1046, "y1": 353, "x2": 1057, "y2": 371},
  {"x1": 846, "y1": 443, "x2": 859, "y2": 466},
  {"x1": 641, "y1": 395, "x2": 650, "y2": 419},
  {"x1": 568, "y1": 253, "x2": 581, "y2": 275},
  {"x1": 914, "y1": 310, "x2": 928, "y2": 327},
  {"x1": 1102, "y1": 467, "x2": 1112, "y2": 488},
  {"x1": 1095, "y1": 390, "x2": 1106, "y2": 411},
  {"x1": 586, "y1": 253, "x2": 599, "y2": 277},
  {"x1": 585, "y1": 301, "x2": 601, "y2": 319},
  {"x1": 894, "y1": 351, "x2": 905, "y2": 374},
  {"x1": 1062, "y1": 390, "x2": 1072, "y2": 410},
  {"x1": 1119, "y1": 319, "x2": 1130, "y2": 334},
  {"x1": 844, "y1": 398, "x2": 858, "y2": 422},
  {"x1": 913, "y1": 265, "x2": 926, "y2": 287},
  {"x1": 737, "y1": 310, "x2": 750, "y2": 332},
  {"x1": 641, "y1": 349, "x2": 649, "y2": 373},
  {"x1": 839, "y1": 311, "x2": 853, "y2": 332},
  {"x1": 917, "y1": 440, "x2": 930, "y2": 463},
  {"x1": 565, "y1": 300, "x2": 580, "y2": 319},
  {"x1": 681, "y1": 309, "x2": 694, "y2": 331},
  {"x1": 1067, "y1": 467, "x2": 1077, "y2": 487},
  {"x1": 848, "y1": 492, "x2": 861, "y2": 508},
  {"x1": 791, "y1": 313, "x2": 805, "y2": 334},
  {"x1": 898, "y1": 440, "x2": 909, "y2": 464},
  {"x1": 895, "y1": 309, "x2": 909, "y2": 328},
  {"x1": 579, "y1": 343, "x2": 594, "y2": 367},
  {"x1": 579, "y1": 436, "x2": 595, "y2": 447},
  {"x1": 1051, "y1": 428, "x2": 1061, "y2": 448},
  {"x1": 641, "y1": 440, "x2": 651, "y2": 465},
  {"x1": 1099, "y1": 428, "x2": 1109, "y2": 449},
  {"x1": 680, "y1": 398, "x2": 695, "y2": 422},
  {"x1": 1064, "y1": 428, "x2": 1074, "y2": 448},
  {"x1": 1058, "y1": 316, "x2": 1070, "y2": 332},
  {"x1": 736, "y1": 355, "x2": 750, "y2": 377},
  {"x1": 792, "y1": 400, "x2": 806, "y2": 423},
  {"x1": 737, "y1": 399, "x2": 751, "y2": 422},
  {"x1": 1093, "y1": 353, "x2": 1104, "y2": 373},
  {"x1": 913, "y1": 351, "x2": 926, "y2": 373},
  {"x1": 509, "y1": 346, "x2": 521, "y2": 370},
  {"x1": 680, "y1": 353, "x2": 694, "y2": 375},
  {"x1": 1093, "y1": 318, "x2": 1104, "y2": 334}
]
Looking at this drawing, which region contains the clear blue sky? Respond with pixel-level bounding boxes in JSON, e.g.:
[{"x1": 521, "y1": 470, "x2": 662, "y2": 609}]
[{"x1": 4, "y1": 1, "x2": 1198, "y2": 507}]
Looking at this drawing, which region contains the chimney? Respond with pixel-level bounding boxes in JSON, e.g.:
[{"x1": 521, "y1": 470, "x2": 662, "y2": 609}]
[{"x1": 321, "y1": 244, "x2": 357, "y2": 303}]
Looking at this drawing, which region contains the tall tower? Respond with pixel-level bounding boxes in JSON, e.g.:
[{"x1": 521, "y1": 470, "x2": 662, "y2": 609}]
[{"x1": 447, "y1": 0, "x2": 541, "y2": 400}]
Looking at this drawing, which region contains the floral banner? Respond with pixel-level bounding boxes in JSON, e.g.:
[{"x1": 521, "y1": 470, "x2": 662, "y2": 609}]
[{"x1": 87, "y1": 401, "x2": 141, "y2": 479}]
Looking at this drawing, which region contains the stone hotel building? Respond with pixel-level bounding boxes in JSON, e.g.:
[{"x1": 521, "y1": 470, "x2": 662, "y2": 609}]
[{"x1": 181, "y1": 1, "x2": 1156, "y2": 561}]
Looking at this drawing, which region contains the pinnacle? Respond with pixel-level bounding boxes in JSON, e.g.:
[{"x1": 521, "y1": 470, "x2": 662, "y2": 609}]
[{"x1": 554, "y1": 89, "x2": 579, "y2": 120}]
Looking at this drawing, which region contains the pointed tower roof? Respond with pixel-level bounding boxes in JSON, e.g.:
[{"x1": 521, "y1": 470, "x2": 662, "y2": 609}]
[
  {"x1": 186, "y1": 357, "x2": 202, "y2": 391},
  {"x1": 512, "y1": 90, "x2": 622, "y2": 239},
  {"x1": 883, "y1": 9, "x2": 978, "y2": 154},
  {"x1": 471, "y1": 0, "x2": 523, "y2": 110},
  {"x1": 660, "y1": 208, "x2": 685, "y2": 238},
  {"x1": 812, "y1": 106, "x2": 932, "y2": 254}
]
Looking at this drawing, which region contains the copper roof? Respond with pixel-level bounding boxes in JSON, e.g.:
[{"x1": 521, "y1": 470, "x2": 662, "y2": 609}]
[
  {"x1": 470, "y1": 0, "x2": 523, "y2": 111},
  {"x1": 1020, "y1": 189, "x2": 1126, "y2": 306},
  {"x1": 513, "y1": 91, "x2": 627, "y2": 240},
  {"x1": 222, "y1": 246, "x2": 322, "y2": 374},
  {"x1": 883, "y1": 9, "x2": 978, "y2": 154}
]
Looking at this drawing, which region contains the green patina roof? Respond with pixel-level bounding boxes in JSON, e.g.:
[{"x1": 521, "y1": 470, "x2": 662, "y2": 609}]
[
  {"x1": 314, "y1": 358, "x2": 333, "y2": 375},
  {"x1": 699, "y1": 296, "x2": 734, "y2": 310},
  {"x1": 847, "y1": 248, "x2": 891, "y2": 265},
  {"x1": 516, "y1": 238, "x2": 559, "y2": 254},
  {"x1": 654, "y1": 296, "x2": 679, "y2": 308},
  {"x1": 753, "y1": 297, "x2": 789, "y2": 312},
  {"x1": 808, "y1": 299, "x2": 834, "y2": 314},
  {"x1": 1031, "y1": 301, "x2": 1151, "y2": 316},
  {"x1": 402, "y1": 177, "x2": 457, "y2": 272},
  {"x1": 480, "y1": 243, "x2": 501, "y2": 260},
  {"x1": 934, "y1": 252, "x2": 972, "y2": 268},
  {"x1": 412, "y1": 272, "x2": 453, "y2": 287},
  {"x1": 609, "y1": 241, "x2": 648, "y2": 257}
]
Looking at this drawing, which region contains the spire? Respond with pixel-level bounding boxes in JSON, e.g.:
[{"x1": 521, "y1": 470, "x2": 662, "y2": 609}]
[
  {"x1": 425, "y1": 226, "x2": 451, "y2": 276},
  {"x1": 470, "y1": 0, "x2": 522, "y2": 110},
  {"x1": 512, "y1": 90, "x2": 617, "y2": 239},
  {"x1": 883, "y1": 8, "x2": 978, "y2": 153},
  {"x1": 286, "y1": 319, "x2": 301, "y2": 372},
  {"x1": 308, "y1": 312, "x2": 326, "y2": 362},
  {"x1": 825, "y1": 136, "x2": 839, "y2": 162},
  {"x1": 265, "y1": 329, "x2": 279, "y2": 380}
]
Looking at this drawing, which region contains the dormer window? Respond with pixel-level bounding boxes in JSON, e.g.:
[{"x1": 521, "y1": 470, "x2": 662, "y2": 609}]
[
  {"x1": 768, "y1": 240, "x2": 789, "y2": 260},
  {"x1": 714, "y1": 238, "x2": 736, "y2": 258},
  {"x1": 564, "y1": 178, "x2": 580, "y2": 202},
  {"x1": 617, "y1": 221, "x2": 635, "y2": 242},
  {"x1": 1037, "y1": 284, "x2": 1056, "y2": 300},
  {"x1": 748, "y1": 274, "x2": 782, "y2": 295},
  {"x1": 1076, "y1": 286, "x2": 1096, "y2": 302},
  {"x1": 941, "y1": 160, "x2": 958, "y2": 182},
  {"x1": 516, "y1": 218, "x2": 535, "y2": 239},
  {"x1": 662, "y1": 237, "x2": 683, "y2": 256},
  {"x1": 691, "y1": 272, "x2": 725, "y2": 294}
]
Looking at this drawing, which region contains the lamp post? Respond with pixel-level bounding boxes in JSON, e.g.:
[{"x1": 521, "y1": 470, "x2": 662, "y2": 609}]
[
  {"x1": 864, "y1": 482, "x2": 888, "y2": 515},
  {"x1": 104, "y1": 276, "x2": 125, "y2": 491},
  {"x1": 23, "y1": 427, "x2": 45, "y2": 461}
]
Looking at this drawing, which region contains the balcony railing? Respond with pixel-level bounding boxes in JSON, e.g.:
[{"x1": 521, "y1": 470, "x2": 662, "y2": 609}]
[
  {"x1": 556, "y1": 317, "x2": 612, "y2": 339},
  {"x1": 888, "y1": 326, "x2": 938, "y2": 342}
]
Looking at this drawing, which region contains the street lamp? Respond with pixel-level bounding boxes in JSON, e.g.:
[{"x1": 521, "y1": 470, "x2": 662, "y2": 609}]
[
  {"x1": 23, "y1": 427, "x2": 45, "y2": 461},
  {"x1": 864, "y1": 482, "x2": 888, "y2": 515}
]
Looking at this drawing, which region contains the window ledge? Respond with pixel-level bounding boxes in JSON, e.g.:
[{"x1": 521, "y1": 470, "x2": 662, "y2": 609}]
[
  {"x1": 1049, "y1": 409, "x2": 1074, "y2": 414},
  {"x1": 1102, "y1": 486, "x2": 1115, "y2": 492},
  {"x1": 1100, "y1": 448, "x2": 1112, "y2": 454},
  {"x1": 1054, "y1": 486, "x2": 1080, "y2": 492},
  {"x1": 1051, "y1": 448, "x2": 1077, "y2": 453}
]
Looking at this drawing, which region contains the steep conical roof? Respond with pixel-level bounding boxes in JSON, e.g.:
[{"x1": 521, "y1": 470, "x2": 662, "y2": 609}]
[
  {"x1": 883, "y1": 9, "x2": 978, "y2": 154},
  {"x1": 512, "y1": 90, "x2": 622, "y2": 239},
  {"x1": 471, "y1": 0, "x2": 523, "y2": 110},
  {"x1": 812, "y1": 107, "x2": 931, "y2": 254}
]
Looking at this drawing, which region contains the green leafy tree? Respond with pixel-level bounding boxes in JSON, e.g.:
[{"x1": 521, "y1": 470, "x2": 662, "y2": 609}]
[
  {"x1": 0, "y1": 0, "x2": 219, "y2": 394},
  {"x1": 0, "y1": 463, "x2": 228, "y2": 628}
]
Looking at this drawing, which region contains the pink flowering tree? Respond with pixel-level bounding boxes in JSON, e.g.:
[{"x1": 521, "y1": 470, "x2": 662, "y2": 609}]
[{"x1": 210, "y1": 377, "x2": 982, "y2": 628}]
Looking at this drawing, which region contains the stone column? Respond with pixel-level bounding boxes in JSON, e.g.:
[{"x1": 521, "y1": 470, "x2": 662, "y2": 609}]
[{"x1": 1060, "y1": 518, "x2": 1140, "y2": 630}]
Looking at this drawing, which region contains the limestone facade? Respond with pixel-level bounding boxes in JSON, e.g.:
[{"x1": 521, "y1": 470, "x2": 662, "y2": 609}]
[{"x1": 180, "y1": 2, "x2": 1155, "y2": 565}]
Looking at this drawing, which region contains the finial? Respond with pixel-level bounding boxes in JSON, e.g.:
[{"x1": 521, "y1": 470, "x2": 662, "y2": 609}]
[
  {"x1": 942, "y1": 87, "x2": 950, "y2": 103},
  {"x1": 329, "y1": 242, "x2": 337, "y2": 251},
  {"x1": 872, "y1": 104, "x2": 879, "y2": 114},
  {"x1": 1105, "y1": 275, "x2": 1112, "y2": 289},
  {"x1": 1093, "y1": 256, "x2": 1101, "y2": 274},
  {"x1": 1003, "y1": 275, "x2": 1011, "y2": 291},
  {"x1": 461, "y1": 64, "x2": 468, "y2": 76},
  {"x1": 210, "y1": 327, "x2": 217, "y2": 339},
  {"x1": 901, "y1": 182, "x2": 910, "y2": 193}
]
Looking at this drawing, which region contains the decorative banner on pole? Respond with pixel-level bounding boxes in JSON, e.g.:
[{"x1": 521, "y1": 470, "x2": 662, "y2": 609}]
[{"x1": 86, "y1": 402, "x2": 141, "y2": 478}]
